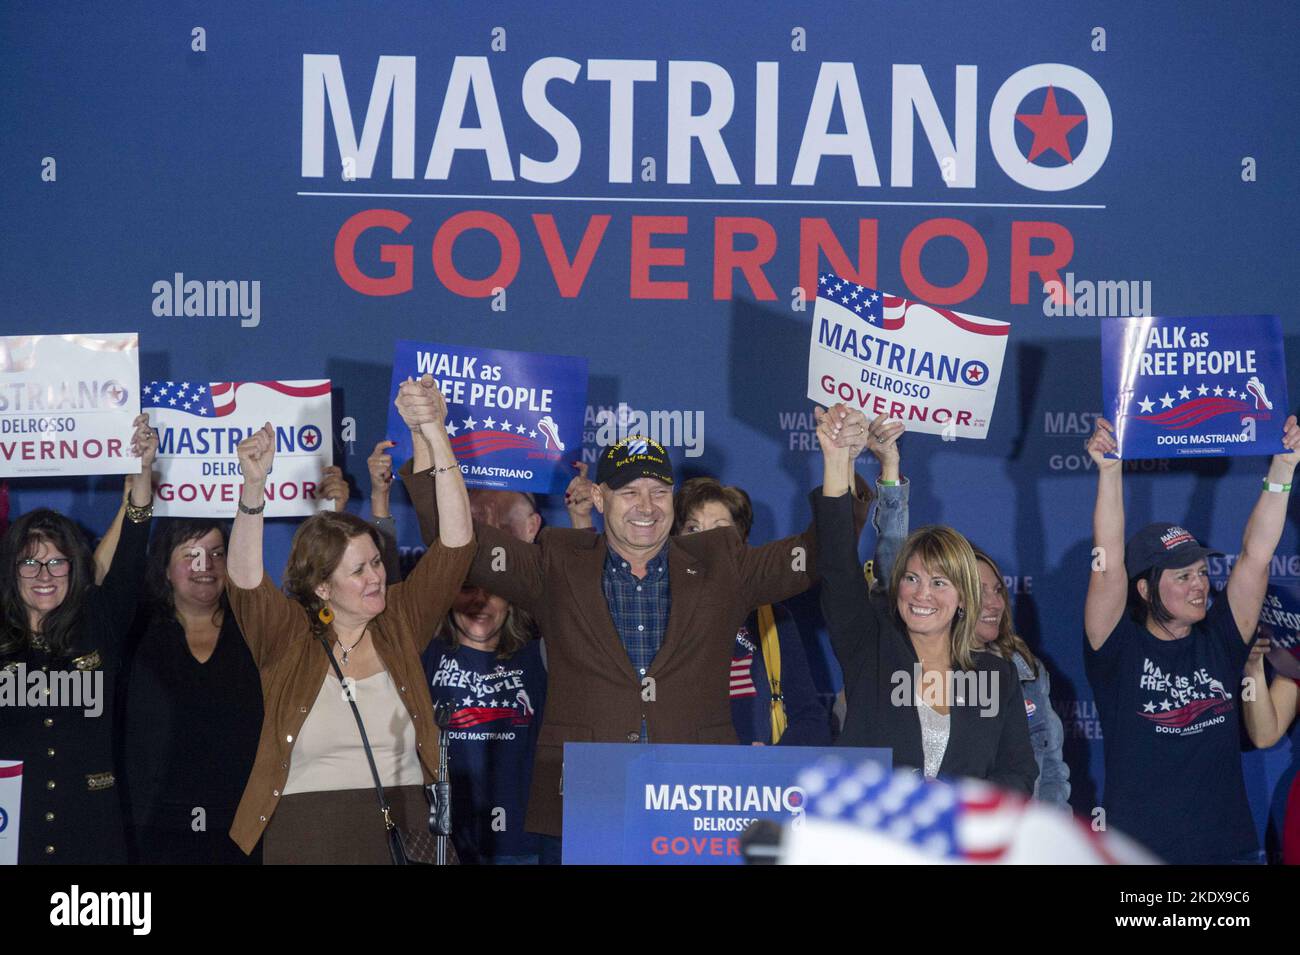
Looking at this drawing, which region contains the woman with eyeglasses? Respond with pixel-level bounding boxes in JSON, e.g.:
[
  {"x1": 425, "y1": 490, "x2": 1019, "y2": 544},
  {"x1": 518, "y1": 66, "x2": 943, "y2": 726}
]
[{"x1": 0, "y1": 414, "x2": 156, "y2": 864}]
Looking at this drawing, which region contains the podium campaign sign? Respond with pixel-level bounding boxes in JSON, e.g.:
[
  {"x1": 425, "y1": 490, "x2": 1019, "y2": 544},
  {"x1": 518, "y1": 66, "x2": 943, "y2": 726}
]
[
  {"x1": 1101, "y1": 315, "x2": 1288, "y2": 459},
  {"x1": 561, "y1": 743, "x2": 890, "y2": 865},
  {"x1": 147, "y1": 379, "x2": 334, "y2": 517},
  {"x1": 807, "y1": 273, "x2": 1010, "y2": 440},
  {"x1": 0, "y1": 333, "x2": 140, "y2": 477},
  {"x1": 0, "y1": 761, "x2": 21, "y2": 865},
  {"x1": 387, "y1": 341, "x2": 588, "y2": 495}
]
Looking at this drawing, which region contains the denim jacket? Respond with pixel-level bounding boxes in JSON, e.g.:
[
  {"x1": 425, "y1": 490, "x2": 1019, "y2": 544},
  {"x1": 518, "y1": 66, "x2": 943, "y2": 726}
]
[{"x1": 1013, "y1": 651, "x2": 1071, "y2": 807}]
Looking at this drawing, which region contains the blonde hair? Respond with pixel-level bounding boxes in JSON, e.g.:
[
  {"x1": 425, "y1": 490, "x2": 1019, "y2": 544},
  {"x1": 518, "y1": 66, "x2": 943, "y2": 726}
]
[{"x1": 888, "y1": 525, "x2": 983, "y2": 671}]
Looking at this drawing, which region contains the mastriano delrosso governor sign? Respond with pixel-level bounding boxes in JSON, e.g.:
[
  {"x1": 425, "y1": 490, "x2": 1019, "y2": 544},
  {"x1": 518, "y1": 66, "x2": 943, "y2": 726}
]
[{"x1": 807, "y1": 273, "x2": 1010, "y2": 439}]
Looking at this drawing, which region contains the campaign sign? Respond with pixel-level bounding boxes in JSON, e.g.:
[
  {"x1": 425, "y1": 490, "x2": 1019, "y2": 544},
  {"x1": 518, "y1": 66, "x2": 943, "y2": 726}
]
[
  {"x1": 146, "y1": 380, "x2": 333, "y2": 517},
  {"x1": 1257, "y1": 581, "x2": 1300, "y2": 681},
  {"x1": 0, "y1": 333, "x2": 140, "y2": 477},
  {"x1": 1101, "y1": 315, "x2": 1288, "y2": 459},
  {"x1": 807, "y1": 273, "x2": 1010, "y2": 440},
  {"x1": 0, "y1": 761, "x2": 21, "y2": 866},
  {"x1": 387, "y1": 341, "x2": 588, "y2": 494},
  {"x1": 561, "y1": 743, "x2": 890, "y2": 865}
]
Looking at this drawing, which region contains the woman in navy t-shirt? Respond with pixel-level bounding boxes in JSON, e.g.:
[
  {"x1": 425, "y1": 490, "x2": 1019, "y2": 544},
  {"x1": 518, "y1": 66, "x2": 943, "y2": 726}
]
[
  {"x1": 1082, "y1": 414, "x2": 1300, "y2": 863},
  {"x1": 423, "y1": 585, "x2": 546, "y2": 865}
]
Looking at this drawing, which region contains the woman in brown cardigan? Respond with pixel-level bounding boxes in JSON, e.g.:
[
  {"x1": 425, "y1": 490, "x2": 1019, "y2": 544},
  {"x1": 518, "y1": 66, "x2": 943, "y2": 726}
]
[{"x1": 224, "y1": 380, "x2": 473, "y2": 863}]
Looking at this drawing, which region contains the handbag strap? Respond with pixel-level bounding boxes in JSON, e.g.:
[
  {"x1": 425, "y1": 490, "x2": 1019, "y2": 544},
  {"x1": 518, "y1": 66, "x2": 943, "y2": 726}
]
[
  {"x1": 756, "y1": 604, "x2": 788, "y2": 744},
  {"x1": 316, "y1": 633, "x2": 396, "y2": 832}
]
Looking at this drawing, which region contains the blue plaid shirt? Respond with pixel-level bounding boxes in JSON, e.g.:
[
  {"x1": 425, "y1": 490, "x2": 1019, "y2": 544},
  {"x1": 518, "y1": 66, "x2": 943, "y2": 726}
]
[{"x1": 602, "y1": 546, "x2": 671, "y2": 680}]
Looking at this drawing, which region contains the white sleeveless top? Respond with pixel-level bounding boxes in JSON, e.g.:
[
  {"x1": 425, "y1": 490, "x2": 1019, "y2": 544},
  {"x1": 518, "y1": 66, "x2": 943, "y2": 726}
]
[{"x1": 283, "y1": 670, "x2": 423, "y2": 794}]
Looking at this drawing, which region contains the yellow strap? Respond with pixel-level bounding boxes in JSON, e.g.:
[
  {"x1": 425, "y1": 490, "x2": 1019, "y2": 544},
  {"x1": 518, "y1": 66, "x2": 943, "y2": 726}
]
[{"x1": 757, "y1": 604, "x2": 787, "y2": 744}]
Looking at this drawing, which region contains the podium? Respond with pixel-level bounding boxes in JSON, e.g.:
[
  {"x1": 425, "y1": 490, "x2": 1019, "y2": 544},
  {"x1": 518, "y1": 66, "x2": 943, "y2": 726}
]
[{"x1": 561, "y1": 743, "x2": 890, "y2": 865}]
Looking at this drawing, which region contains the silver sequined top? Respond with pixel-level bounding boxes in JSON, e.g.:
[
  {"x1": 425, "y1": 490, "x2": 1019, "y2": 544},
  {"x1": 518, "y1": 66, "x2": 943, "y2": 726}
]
[{"x1": 916, "y1": 699, "x2": 951, "y2": 779}]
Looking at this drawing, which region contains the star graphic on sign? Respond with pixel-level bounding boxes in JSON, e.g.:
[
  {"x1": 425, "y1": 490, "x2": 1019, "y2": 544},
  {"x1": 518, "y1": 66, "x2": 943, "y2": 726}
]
[
  {"x1": 483, "y1": 416, "x2": 497, "y2": 430},
  {"x1": 1159, "y1": 393, "x2": 1174, "y2": 409},
  {"x1": 1138, "y1": 396, "x2": 1155, "y2": 413},
  {"x1": 1227, "y1": 388, "x2": 1237, "y2": 398},
  {"x1": 445, "y1": 421, "x2": 459, "y2": 437},
  {"x1": 516, "y1": 424, "x2": 527, "y2": 434},
  {"x1": 165, "y1": 380, "x2": 174, "y2": 387},
  {"x1": 868, "y1": 292, "x2": 878, "y2": 302},
  {"x1": 168, "y1": 397, "x2": 177, "y2": 406},
  {"x1": 199, "y1": 407, "x2": 208, "y2": 415},
  {"x1": 1196, "y1": 383, "x2": 1208, "y2": 396},
  {"x1": 462, "y1": 416, "x2": 477, "y2": 430},
  {"x1": 183, "y1": 401, "x2": 192, "y2": 410},
  {"x1": 156, "y1": 386, "x2": 168, "y2": 397},
  {"x1": 462, "y1": 696, "x2": 473, "y2": 706},
  {"x1": 854, "y1": 303, "x2": 863, "y2": 312},
  {"x1": 501, "y1": 419, "x2": 512, "y2": 432},
  {"x1": 1213, "y1": 385, "x2": 1223, "y2": 396},
  {"x1": 1178, "y1": 386, "x2": 1191, "y2": 400},
  {"x1": 196, "y1": 385, "x2": 206, "y2": 394},
  {"x1": 180, "y1": 381, "x2": 190, "y2": 391},
  {"x1": 1016, "y1": 85, "x2": 1086, "y2": 163},
  {"x1": 1142, "y1": 702, "x2": 1156, "y2": 713},
  {"x1": 819, "y1": 275, "x2": 828, "y2": 285},
  {"x1": 1159, "y1": 700, "x2": 1173, "y2": 711},
  {"x1": 143, "y1": 384, "x2": 152, "y2": 395},
  {"x1": 529, "y1": 430, "x2": 537, "y2": 438}
]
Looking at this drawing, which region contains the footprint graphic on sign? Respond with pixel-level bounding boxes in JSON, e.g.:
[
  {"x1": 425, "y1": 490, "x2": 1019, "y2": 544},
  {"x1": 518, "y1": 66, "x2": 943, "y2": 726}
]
[
  {"x1": 537, "y1": 415, "x2": 565, "y2": 451},
  {"x1": 1245, "y1": 376, "x2": 1273, "y2": 412}
]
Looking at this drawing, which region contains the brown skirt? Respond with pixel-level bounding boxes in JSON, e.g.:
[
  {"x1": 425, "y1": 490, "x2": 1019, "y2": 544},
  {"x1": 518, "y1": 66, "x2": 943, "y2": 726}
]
[{"x1": 263, "y1": 785, "x2": 430, "y2": 865}]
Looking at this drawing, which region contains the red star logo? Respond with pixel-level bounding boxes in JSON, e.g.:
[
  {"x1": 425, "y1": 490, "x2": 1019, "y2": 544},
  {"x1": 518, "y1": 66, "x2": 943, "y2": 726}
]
[
  {"x1": 1016, "y1": 86, "x2": 1086, "y2": 163},
  {"x1": 302, "y1": 432, "x2": 317, "y2": 447}
]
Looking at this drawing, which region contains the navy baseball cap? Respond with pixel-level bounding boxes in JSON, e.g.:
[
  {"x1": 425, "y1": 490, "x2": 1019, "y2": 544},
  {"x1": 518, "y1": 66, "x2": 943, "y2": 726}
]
[
  {"x1": 595, "y1": 435, "x2": 674, "y2": 489},
  {"x1": 1125, "y1": 522, "x2": 1221, "y2": 578}
]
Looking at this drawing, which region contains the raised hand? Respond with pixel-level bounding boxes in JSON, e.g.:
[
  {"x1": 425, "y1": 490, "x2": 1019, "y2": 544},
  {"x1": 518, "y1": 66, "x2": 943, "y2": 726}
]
[
  {"x1": 865, "y1": 413, "x2": 904, "y2": 479},
  {"x1": 395, "y1": 376, "x2": 447, "y2": 430},
  {"x1": 565, "y1": 461, "x2": 596, "y2": 527},
  {"x1": 814, "y1": 403, "x2": 858, "y2": 463},
  {"x1": 1273, "y1": 414, "x2": 1300, "y2": 472},
  {"x1": 319, "y1": 465, "x2": 349, "y2": 510},
  {"x1": 237, "y1": 422, "x2": 276, "y2": 485},
  {"x1": 368, "y1": 439, "x2": 396, "y2": 488},
  {"x1": 1085, "y1": 417, "x2": 1120, "y2": 470},
  {"x1": 129, "y1": 412, "x2": 159, "y2": 472},
  {"x1": 414, "y1": 374, "x2": 448, "y2": 426}
]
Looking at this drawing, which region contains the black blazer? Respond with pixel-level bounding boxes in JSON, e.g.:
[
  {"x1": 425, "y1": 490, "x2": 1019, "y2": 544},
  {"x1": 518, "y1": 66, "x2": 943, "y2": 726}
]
[{"x1": 815, "y1": 492, "x2": 1038, "y2": 795}]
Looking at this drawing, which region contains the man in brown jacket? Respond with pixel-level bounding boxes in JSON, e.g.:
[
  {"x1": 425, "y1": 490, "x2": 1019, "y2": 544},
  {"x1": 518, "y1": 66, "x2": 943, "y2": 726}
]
[{"x1": 399, "y1": 390, "x2": 868, "y2": 848}]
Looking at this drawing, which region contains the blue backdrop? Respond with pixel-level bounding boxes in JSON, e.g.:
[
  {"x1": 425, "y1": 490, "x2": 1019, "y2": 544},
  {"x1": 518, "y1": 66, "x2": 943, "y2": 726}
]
[{"x1": 4, "y1": 1, "x2": 1298, "y2": 853}]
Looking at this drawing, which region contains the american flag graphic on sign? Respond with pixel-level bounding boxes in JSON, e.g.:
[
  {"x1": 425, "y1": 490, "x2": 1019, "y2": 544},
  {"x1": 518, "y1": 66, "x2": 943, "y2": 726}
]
[{"x1": 144, "y1": 380, "x2": 331, "y2": 418}]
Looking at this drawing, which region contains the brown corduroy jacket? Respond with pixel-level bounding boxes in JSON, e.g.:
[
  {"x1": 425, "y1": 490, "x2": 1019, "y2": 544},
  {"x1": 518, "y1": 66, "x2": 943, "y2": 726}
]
[
  {"x1": 224, "y1": 538, "x2": 473, "y2": 854},
  {"x1": 401, "y1": 464, "x2": 868, "y2": 837}
]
